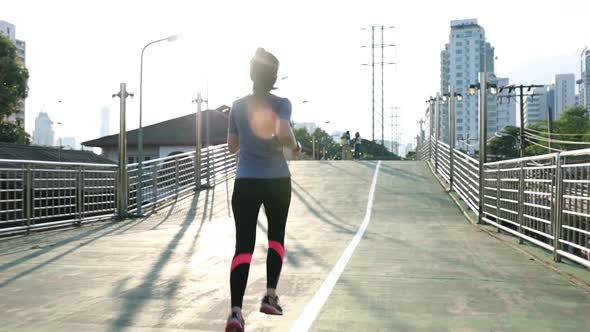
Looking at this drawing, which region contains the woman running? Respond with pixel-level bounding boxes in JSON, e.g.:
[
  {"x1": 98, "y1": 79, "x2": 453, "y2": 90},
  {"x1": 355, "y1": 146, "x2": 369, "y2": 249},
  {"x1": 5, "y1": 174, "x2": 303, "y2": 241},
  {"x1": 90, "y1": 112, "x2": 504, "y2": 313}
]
[{"x1": 225, "y1": 48, "x2": 300, "y2": 332}]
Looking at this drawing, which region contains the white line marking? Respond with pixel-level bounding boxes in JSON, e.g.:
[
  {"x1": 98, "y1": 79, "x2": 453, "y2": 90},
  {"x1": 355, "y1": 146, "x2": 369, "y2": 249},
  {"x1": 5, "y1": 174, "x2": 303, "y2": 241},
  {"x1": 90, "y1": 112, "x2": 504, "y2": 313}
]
[{"x1": 290, "y1": 161, "x2": 382, "y2": 332}]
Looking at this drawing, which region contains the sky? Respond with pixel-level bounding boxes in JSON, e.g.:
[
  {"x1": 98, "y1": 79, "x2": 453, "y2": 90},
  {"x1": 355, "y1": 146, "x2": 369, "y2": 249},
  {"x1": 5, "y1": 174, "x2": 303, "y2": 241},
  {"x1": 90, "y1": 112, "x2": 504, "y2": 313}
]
[{"x1": 2, "y1": 0, "x2": 590, "y2": 151}]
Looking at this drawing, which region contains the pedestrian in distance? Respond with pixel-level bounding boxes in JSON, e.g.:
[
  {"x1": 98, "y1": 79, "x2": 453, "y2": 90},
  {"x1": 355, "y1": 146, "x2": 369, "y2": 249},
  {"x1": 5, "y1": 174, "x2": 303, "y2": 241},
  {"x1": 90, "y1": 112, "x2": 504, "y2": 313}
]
[
  {"x1": 225, "y1": 48, "x2": 301, "y2": 332},
  {"x1": 341, "y1": 130, "x2": 351, "y2": 160},
  {"x1": 354, "y1": 132, "x2": 362, "y2": 160}
]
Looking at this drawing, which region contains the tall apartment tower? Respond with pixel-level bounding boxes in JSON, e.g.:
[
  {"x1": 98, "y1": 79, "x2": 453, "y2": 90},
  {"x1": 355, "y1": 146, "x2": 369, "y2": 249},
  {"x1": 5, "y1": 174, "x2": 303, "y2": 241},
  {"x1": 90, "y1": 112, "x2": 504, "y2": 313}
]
[
  {"x1": 100, "y1": 107, "x2": 110, "y2": 137},
  {"x1": 581, "y1": 47, "x2": 590, "y2": 111},
  {"x1": 440, "y1": 19, "x2": 496, "y2": 152},
  {"x1": 554, "y1": 74, "x2": 576, "y2": 118},
  {"x1": 0, "y1": 20, "x2": 26, "y2": 127},
  {"x1": 32, "y1": 112, "x2": 55, "y2": 146},
  {"x1": 524, "y1": 86, "x2": 551, "y2": 126}
]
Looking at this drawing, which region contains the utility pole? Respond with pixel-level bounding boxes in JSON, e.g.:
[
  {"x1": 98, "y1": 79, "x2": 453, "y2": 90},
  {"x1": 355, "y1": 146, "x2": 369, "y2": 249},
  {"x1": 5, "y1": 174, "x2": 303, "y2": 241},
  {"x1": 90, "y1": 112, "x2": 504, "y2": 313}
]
[
  {"x1": 496, "y1": 84, "x2": 544, "y2": 158},
  {"x1": 381, "y1": 26, "x2": 385, "y2": 146},
  {"x1": 372, "y1": 26, "x2": 375, "y2": 142},
  {"x1": 361, "y1": 26, "x2": 395, "y2": 146}
]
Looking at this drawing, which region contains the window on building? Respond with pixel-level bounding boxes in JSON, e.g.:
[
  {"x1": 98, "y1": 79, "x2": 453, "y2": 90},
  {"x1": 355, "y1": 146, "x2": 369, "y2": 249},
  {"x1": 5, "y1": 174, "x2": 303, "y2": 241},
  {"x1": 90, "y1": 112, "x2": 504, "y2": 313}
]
[
  {"x1": 456, "y1": 49, "x2": 463, "y2": 54},
  {"x1": 456, "y1": 80, "x2": 463, "y2": 85},
  {"x1": 456, "y1": 42, "x2": 463, "y2": 47},
  {"x1": 456, "y1": 64, "x2": 463, "y2": 70},
  {"x1": 457, "y1": 72, "x2": 463, "y2": 77}
]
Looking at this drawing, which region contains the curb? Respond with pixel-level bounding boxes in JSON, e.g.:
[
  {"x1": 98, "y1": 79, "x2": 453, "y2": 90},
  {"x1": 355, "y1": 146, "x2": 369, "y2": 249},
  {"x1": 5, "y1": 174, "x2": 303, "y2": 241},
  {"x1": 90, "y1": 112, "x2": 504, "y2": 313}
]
[{"x1": 425, "y1": 161, "x2": 590, "y2": 295}]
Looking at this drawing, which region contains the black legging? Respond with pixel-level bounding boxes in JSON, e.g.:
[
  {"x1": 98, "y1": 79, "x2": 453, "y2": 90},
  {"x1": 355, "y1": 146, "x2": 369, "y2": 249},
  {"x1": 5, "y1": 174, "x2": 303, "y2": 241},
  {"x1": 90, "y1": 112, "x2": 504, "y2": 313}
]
[{"x1": 230, "y1": 177, "x2": 291, "y2": 308}]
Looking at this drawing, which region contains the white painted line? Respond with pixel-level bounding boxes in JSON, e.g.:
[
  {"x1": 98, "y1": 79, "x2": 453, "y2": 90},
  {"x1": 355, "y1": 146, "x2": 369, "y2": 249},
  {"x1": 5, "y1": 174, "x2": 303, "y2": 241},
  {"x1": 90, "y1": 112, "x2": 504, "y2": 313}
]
[{"x1": 290, "y1": 161, "x2": 382, "y2": 332}]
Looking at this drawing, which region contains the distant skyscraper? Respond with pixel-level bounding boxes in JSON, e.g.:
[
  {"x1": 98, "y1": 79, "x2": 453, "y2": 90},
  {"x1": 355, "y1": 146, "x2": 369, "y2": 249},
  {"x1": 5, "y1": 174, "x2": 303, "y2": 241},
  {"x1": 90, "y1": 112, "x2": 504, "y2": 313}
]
[
  {"x1": 581, "y1": 47, "x2": 590, "y2": 111},
  {"x1": 0, "y1": 20, "x2": 26, "y2": 127},
  {"x1": 100, "y1": 107, "x2": 110, "y2": 137},
  {"x1": 524, "y1": 86, "x2": 551, "y2": 126},
  {"x1": 495, "y1": 77, "x2": 516, "y2": 131},
  {"x1": 439, "y1": 19, "x2": 496, "y2": 152},
  {"x1": 58, "y1": 137, "x2": 77, "y2": 150},
  {"x1": 554, "y1": 74, "x2": 576, "y2": 118},
  {"x1": 33, "y1": 112, "x2": 55, "y2": 146}
]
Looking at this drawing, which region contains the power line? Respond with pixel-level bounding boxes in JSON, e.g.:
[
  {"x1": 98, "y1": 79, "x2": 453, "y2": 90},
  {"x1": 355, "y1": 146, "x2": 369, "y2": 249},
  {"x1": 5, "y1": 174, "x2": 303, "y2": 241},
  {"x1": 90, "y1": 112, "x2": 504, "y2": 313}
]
[{"x1": 525, "y1": 127, "x2": 590, "y2": 137}]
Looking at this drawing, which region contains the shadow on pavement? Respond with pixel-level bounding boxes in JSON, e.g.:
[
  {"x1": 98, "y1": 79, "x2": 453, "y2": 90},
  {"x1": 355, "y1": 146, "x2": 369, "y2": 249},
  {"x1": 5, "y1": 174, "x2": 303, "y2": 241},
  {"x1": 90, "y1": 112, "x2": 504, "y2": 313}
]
[
  {"x1": 0, "y1": 218, "x2": 148, "y2": 287},
  {"x1": 109, "y1": 190, "x2": 208, "y2": 331}
]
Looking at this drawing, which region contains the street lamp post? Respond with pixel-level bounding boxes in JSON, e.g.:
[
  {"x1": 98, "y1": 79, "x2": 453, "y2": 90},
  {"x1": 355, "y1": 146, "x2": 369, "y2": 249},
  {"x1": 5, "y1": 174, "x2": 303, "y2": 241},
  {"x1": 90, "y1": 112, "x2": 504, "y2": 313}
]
[
  {"x1": 469, "y1": 72, "x2": 497, "y2": 224},
  {"x1": 113, "y1": 83, "x2": 134, "y2": 219},
  {"x1": 137, "y1": 34, "x2": 180, "y2": 216},
  {"x1": 443, "y1": 85, "x2": 463, "y2": 191}
]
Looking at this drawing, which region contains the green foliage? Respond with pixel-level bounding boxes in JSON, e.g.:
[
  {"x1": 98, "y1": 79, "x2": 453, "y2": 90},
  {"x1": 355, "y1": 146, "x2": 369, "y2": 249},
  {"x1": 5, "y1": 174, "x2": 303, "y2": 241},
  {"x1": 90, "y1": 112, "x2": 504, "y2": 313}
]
[
  {"x1": 293, "y1": 127, "x2": 340, "y2": 159},
  {"x1": 488, "y1": 125, "x2": 520, "y2": 160},
  {"x1": 406, "y1": 151, "x2": 416, "y2": 160},
  {"x1": 526, "y1": 106, "x2": 590, "y2": 155},
  {"x1": 360, "y1": 140, "x2": 398, "y2": 160},
  {"x1": 0, "y1": 34, "x2": 29, "y2": 119},
  {"x1": 0, "y1": 119, "x2": 31, "y2": 145},
  {"x1": 0, "y1": 33, "x2": 29, "y2": 145}
]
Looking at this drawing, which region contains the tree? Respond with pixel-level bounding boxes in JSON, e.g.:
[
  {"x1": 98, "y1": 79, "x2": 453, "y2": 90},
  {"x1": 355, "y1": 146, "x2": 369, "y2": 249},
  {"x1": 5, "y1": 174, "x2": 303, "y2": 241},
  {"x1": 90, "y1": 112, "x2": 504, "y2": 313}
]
[
  {"x1": 0, "y1": 119, "x2": 31, "y2": 144},
  {"x1": 405, "y1": 151, "x2": 416, "y2": 160},
  {"x1": 488, "y1": 125, "x2": 519, "y2": 160},
  {"x1": 0, "y1": 33, "x2": 29, "y2": 144},
  {"x1": 293, "y1": 127, "x2": 339, "y2": 159},
  {"x1": 361, "y1": 140, "x2": 398, "y2": 160},
  {"x1": 525, "y1": 106, "x2": 590, "y2": 155}
]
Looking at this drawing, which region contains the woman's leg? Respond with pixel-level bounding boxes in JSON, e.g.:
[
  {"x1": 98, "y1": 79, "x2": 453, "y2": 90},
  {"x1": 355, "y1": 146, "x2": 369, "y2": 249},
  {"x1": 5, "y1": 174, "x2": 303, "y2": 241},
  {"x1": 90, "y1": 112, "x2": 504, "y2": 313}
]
[
  {"x1": 230, "y1": 179, "x2": 262, "y2": 310},
  {"x1": 263, "y1": 178, "x2": 291, "y2": 293}
]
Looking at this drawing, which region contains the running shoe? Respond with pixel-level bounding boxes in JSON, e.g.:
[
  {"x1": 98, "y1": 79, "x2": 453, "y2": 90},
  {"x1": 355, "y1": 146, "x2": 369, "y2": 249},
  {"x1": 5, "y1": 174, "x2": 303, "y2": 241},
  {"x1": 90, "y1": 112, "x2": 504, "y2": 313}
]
[
  {"x1": 225, "y1": 311, "x2": 245, "y2": 332},
  {"x1": 260, "y1": 295, "x2": 283, "y2": 315}
]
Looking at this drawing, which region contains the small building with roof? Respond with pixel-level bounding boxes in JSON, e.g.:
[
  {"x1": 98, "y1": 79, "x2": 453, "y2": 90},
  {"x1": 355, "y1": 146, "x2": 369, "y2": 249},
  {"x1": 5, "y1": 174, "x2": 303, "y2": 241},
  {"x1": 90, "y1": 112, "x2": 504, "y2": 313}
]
[{"x1": 82, "y1": 106, "x2": 230, "y2": 163}]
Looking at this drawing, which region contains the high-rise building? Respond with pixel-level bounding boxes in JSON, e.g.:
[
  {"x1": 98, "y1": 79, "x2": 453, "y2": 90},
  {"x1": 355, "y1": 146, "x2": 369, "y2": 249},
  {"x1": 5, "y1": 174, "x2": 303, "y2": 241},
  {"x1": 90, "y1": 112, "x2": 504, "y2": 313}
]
[
  {"x1": 524, "y1": 86, "x2": 551, "y2": 126},
  {"x1": 33, "y1": 112, "x2": 55, "y2": 146},
  {"x1": 554, "y1": 74, "x2": 576, "y2": 118},
  {"x1": 581, "y1": 47, "x2": 590, "y2": 111},
  {"x1": 100, "y1": 107, "x2": 110, "y2": 137},
  {"x1": 439, "y1": 19, "x2": 496, "y2": 152},
  {"x1": 0, "y1": 20, "x2": 26, "y2": 127},
  {"x1": 494, "y1": 77, "x2": 516, "y2": 131}
]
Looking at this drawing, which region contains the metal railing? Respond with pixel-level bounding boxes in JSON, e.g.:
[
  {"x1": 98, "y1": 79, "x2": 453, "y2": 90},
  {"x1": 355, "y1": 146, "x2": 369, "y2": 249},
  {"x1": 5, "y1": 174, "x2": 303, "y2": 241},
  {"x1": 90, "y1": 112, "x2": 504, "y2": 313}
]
[
  {"x1": 419, "y1": 138, "x2": 590, "y2": 268},
  {"x1": 0, "y1": 159, "x2": 117, "y2": 235},
  {"x1": 126, "y1": 144, "x2": 236, "y2": 213},
  {"x1": 0, "y1": 144, "x2": 236, "y2": 236}
]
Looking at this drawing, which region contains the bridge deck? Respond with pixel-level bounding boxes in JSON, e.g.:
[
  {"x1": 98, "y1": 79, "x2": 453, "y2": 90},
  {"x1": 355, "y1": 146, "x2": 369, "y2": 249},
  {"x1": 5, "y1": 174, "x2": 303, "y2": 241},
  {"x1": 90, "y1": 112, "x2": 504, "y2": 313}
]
[{"x1": 0, "y1": 161, "x2": 589, "y2": 331}]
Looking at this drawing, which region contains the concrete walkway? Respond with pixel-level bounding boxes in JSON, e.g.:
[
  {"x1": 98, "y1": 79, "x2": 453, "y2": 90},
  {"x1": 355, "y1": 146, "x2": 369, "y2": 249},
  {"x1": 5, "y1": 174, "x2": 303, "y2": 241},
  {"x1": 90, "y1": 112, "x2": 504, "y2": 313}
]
[{"x1": 0, "y1": 161, "x2": 589, "y2": 331}]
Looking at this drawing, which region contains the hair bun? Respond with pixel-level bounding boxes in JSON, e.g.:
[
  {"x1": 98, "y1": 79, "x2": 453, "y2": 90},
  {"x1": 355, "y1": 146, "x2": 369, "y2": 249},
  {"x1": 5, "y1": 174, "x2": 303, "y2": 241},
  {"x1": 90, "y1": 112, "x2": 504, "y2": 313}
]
[{"x1": 255, "y1": 48, "x2": 266, "y2": 56}]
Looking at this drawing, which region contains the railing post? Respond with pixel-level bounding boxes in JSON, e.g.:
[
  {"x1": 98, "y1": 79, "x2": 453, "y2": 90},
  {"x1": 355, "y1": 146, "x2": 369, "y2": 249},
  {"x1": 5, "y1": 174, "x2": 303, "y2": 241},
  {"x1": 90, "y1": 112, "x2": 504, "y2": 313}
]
[
  {"x1": 449, "y1": 85, "x2": 456, "y2": 191},
  {"x1": 24, "y1": 164, "x2": 32, "y2": 235},
  {"x1": 77, "y1": 166, "x2": 84, "y2": 226},
  {"x1": 553, "y1": 153, "x2": 563, "y2": 262},
  {"x1": 434, "y1": 93, "x2": 440, "y2": 171},
  {"x1": 496, "y1": 164, "x2": 501, "y2": 233},
  {"x1": 152, "y1": 163, "x2": 158, "y2": 209},
  {"x1": 517, "y1": 160, "x2": 525, "y2": 244},
  {"x1": 194, "y1": 92, "x2": 203, "y2": 191},
  {"x1": 175, "y1": 157, "x2": 180, "y2": 197}
]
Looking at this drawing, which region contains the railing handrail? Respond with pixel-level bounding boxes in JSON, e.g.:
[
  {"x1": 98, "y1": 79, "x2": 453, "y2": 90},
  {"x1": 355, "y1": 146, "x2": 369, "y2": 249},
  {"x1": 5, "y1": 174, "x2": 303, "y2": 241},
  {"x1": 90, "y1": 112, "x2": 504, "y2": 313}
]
[
  {"x1": 0, "y1": 158, "x2": 117, "y2": 168},
  {"x1": 484, "y1": 152, "x2": 559, "y2": 166}
]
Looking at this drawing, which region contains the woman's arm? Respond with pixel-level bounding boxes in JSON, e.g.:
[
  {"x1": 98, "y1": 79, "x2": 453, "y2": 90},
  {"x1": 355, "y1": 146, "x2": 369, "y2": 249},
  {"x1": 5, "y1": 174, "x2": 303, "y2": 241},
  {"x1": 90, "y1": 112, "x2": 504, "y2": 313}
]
[
  {"x1": 228, "y1": 133, "x2": 240, "y2": 154},
  {"x1": 227, "y1": 105, "x2": 240, "y2": 154}
]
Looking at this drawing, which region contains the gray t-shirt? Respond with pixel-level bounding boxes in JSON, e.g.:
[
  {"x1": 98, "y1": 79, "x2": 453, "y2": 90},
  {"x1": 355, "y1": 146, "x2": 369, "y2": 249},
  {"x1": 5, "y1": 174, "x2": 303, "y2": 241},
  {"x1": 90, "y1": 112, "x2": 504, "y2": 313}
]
[{"x1": 229, "y1": 94, "x2": 292, "y2": 179}]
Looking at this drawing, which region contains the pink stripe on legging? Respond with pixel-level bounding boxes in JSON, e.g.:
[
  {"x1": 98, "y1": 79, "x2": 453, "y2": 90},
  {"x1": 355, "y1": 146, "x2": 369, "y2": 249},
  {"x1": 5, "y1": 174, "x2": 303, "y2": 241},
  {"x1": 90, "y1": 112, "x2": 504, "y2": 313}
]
[
  {"x1": 269, "y1": 240, "x2": 285, "y2": 261},
  {"x1": 231, "y1": 253, "x2": 253, "y2": 272}
]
